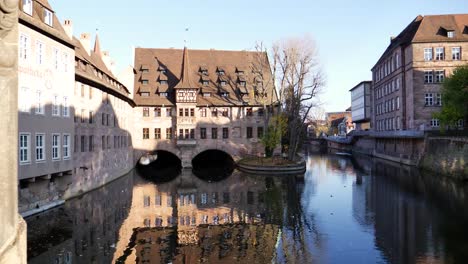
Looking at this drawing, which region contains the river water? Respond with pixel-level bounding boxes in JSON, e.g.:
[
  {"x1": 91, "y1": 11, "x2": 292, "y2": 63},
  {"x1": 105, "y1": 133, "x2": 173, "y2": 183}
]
[{"x1": 25, "y1": 149, "x2": 468, "y2": 263}]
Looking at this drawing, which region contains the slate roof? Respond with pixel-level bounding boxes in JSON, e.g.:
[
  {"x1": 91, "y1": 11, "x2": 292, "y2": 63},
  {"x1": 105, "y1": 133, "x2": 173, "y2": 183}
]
[{"x1": 133, "y1": 48, "x2": 278, "y2": 107}]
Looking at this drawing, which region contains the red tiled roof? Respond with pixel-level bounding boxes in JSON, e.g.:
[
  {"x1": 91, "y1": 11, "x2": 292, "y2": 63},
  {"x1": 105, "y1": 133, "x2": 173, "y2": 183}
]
[
  {"x1": 133, "y1": 48, "x2": 278, "y2": 106},
  {"x1": 373, "y1": 14, "x2": 468, "y2": 69}
]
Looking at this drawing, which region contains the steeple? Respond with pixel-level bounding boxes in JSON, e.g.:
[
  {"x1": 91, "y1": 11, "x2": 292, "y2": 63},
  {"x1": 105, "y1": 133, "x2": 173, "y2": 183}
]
[
  {"x1": 93, "y1": 32, "x2": 102, "y2": 56},
  {"x1": 174, "y1": 46, "x2": 197, "y2": 89}
]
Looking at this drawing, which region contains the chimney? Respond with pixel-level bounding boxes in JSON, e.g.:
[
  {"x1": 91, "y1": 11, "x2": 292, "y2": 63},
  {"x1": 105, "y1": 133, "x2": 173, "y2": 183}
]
[
  {"x1": 79, "y1": 33, "x2": 91, "y2": 56},
  {"x1": 63, "y1": 19, "x2": 73, "y2": 39},
  {"x1": 390, "y1": 36, "x2": 396, "y2": 43}
]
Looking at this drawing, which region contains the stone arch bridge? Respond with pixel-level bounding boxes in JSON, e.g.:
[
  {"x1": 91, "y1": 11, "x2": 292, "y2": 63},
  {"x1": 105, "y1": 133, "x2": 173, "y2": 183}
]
[{"x1": 134, "y1": 137, "x2": 263, "y2": 168}]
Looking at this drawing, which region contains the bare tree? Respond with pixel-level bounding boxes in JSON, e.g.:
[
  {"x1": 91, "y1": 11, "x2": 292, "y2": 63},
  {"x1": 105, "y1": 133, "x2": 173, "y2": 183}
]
[{"x1": 272, "y1": 36, "x2": 325, "y2": 159}]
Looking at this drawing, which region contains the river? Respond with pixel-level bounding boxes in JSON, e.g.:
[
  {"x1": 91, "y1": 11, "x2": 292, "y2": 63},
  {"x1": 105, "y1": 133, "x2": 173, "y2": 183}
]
[{"x1": 25, "y1": 149, "x2": 468, "y2": 263}]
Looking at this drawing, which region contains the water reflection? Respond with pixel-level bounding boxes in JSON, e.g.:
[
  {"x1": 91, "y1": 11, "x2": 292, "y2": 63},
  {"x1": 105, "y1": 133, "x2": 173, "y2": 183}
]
[{"x1": 26, "y1": 150, "x2": 468, "y2": 263}]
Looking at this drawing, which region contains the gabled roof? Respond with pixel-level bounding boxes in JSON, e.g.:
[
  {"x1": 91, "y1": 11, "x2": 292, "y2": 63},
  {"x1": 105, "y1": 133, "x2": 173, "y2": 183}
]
[
  {"x1": 74, "y1": 35, "x2": 130, "y2": 97},
  {"x1": 373, "y1": 14, "x2": 468, "y2": 70},
  {"x1": 18, "y1": 0, "x2": 74, "y2": 48},
  {"x1": 133, "y1": 48, "x2": 278, "y2": 106}
]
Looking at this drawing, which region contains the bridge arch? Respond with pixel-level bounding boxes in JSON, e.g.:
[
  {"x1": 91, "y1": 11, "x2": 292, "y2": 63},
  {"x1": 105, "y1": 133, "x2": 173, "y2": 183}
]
[
  {"x1": 192, "y1": 149, "x2": 235, "y2": 181},
  {"x1": 135, "y1": 149, "x2": 182, "y2": 183}
]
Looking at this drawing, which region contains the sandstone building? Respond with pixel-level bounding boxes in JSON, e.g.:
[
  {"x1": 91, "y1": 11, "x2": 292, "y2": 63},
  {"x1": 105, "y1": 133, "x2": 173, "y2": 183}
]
[
  {"x1": 69, "y1": 32, "x2": 134, "y2": 199},
  {"x1": 16, "y1": 0, "x2": 135, "y2": 215},
  {"x1": 17, "y1": 0, "x2": 75, "y2": 213},
  {"x1": 132, "y1": 47, "x2": 278, "y2": 167},
  {"x1": 371, "y1": 14, "x2": 468, "y2": 132}
]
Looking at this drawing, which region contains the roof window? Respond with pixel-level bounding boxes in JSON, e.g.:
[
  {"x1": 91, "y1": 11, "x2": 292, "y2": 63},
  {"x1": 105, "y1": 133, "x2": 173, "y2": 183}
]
[
  {"x1": 22, "y1": 0, "x2": 32, "y2": 16},
  {"x1": 44, "y1": 9, "x2": 53, "y2": 26}
]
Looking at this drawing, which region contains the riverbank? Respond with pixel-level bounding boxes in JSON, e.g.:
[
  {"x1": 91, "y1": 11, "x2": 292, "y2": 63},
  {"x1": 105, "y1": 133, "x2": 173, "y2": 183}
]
[
  {"x1": 324, "y1": 134, "x2": 468, "y2": 180},
  {"x1": 237, "y1": 156, "x2": 306, "y2": 175}
]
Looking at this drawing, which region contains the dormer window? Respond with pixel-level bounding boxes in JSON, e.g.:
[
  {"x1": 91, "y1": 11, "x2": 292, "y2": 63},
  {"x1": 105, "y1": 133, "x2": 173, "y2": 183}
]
[
  {"x1": 239, "y1": 81, "x2": 246, "y2": 87},
  {"x1": 200, "y1": 66, "x2": 208, "y2": 75},
  {"x1": 160, "y1": 80, "x2": 168, "y2": 85},
  {"x1": 203, "y1": 92, "x2": 211, "y2": 97},
  {"x1": 236, "y1": 67, "x2": 245, "y2": 75},
  {"x1": 141, "y1": 92, "x2": 150, "y2": 97},
  {"x1": 160, "y1": 92, "x2": 168, "y2": 97},
  {"x1": 141, "y1": 80, "x2": 149, "y2": 85},
  {"x1": 217, "y1": 67, "x2": 225, "y2": 75},
  {"x1": 44, "y1": 9, "x2": 53, "y2": 26},
  {"x1": 22, "y1": 0, "x2": 32, "y2": 16},
  {"x1": 447, "y1": 31, "x2": 455, "y2": 38},
  {"x1": 141, "y1": 68, "x2": 149, "y2": 73},
  {"x1": 220, "y1": 81, "x2": 226, "y2": 86},
  {"x1": 221, "y1": 92, "x2": 228, "y2": 98},
  {"x1": 203, "y1": 80, "x2": 209, "y2": 86},
  {"x1": 158, "y1": 66, "x2": 167, "y2": 73}
]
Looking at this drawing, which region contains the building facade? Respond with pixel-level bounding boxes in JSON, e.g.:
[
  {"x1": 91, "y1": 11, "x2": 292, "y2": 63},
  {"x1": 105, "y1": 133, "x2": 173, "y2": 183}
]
[
  {"x1": 17, "y1": 0, "x2": 75, "y2": 213},
  {"x1": 371, "y1": 14, "x2": 468, "y2": 132},
  {"x1": 68, "y1": 32, "x2": 135, "y2": 199},
  {"x1": 349, "y1": 81, "x2": 372, "y2": 131},
  {"x1": 16, "y1": 0, "x2": 135, "y2": 214},
  {"x1": 132, "y1": 47, "x2": 278, "y2": 167}
]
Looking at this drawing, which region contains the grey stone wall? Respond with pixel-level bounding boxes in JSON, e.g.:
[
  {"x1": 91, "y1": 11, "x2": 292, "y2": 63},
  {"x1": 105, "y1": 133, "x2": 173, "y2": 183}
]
[{"x1": 420, "y1": 137, "x2": 468, "y2": 179}]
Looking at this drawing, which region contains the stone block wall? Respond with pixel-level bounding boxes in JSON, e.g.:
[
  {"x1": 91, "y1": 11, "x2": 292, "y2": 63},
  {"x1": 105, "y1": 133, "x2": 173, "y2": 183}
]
[{"x1": 420, "y1": 137, "x2": 468, "y2": 179}]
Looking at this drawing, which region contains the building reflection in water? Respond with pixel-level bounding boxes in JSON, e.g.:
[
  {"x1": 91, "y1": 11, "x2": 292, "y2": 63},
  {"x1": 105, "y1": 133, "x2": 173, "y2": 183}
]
[
  {"x1": 26, "y1": 151, "x2": 468, "y2": 263},
  {"x1": 351, "y1": 154, "x2": 468, "y2": 264},
  {"x1": 26, "y1": 173, "x2": 133, "y2": 264},
  {"x1": 112, "y1": 169, "x2": 298, "y2": 263}
]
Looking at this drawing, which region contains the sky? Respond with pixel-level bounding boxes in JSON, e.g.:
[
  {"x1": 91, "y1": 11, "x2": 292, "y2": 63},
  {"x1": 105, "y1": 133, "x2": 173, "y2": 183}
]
[{"x1": 49, "y1": 0, "x2": 468, "y2": 112}]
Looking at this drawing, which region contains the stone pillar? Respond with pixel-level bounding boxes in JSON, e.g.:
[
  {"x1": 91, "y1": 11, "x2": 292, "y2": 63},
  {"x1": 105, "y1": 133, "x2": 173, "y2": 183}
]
[{"x1": 0, "y1": 1, "x2": 27, "y2": 263}]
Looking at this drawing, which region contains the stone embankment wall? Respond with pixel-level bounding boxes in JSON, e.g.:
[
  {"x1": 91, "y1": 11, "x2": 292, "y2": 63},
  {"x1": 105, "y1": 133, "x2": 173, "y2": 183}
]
[
  {"x1": 328, "y1": 135, "x2": 468, "y2": 179},
  {"x1": 419, "y1": 137, "x2": 468, "y2": 180}
]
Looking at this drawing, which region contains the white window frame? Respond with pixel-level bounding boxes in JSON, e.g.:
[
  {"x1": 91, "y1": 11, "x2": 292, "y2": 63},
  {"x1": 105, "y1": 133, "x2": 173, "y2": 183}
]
[
  {"x1": 435, "y1": 93, "x2": 442, "y2": 106},
  {"x1": 425, "y1": 93, "x2": 433, "y2": 106},
  {"x1": 22, "y1": 0, "x2": 32, "y2": 15},
  {"x1": 53, "y1": 47, "x2": 59, "y2": 70},
  {"x1": 424, "y1": 71, "x2": 433, "y2": 84},
  {"x1": 62, "y1": 52, "x2": 68, "y2": 72},
  {"x1": 431, "y1": 118, "x2": 440, "y2": 127},
  {"x1": 457, "y1": 119, "x2": 464, "y2": 128},
  {"x1": 19, "y1": 87, "x2": 30, "y2": 113},
  {"x1": 44, "y1": 9, "x2": 53, "y2": 26},
  {"x1": 36, "y1": 41, "x2": 44, "y2": 65},
  {"x1": 35, "y1": 90, "x2": 44, "y2": 114},
  {"x1": 62, "y1": 96, "x2": 69, "y2": 117},
  {"x1": 35, "y1": 133, "x2": 45, "y2": 162},
  {"x1": 52, "y1": 95, "x2": 60, "y2": 116},
  {"x1": 435, "y1": 47, "x2": 444, "y2": 60},
  {"x1": 447, "y1": 31, "x2": 454, "y2": 38},
  {"x1": 19, "y1": 133, "x2": 31, "y2": 164},
  {"x1": 19, "y1": 34, "x2": 30, "y2": 60},
  {"x1": 435, "y1": 70, "x2": 445, "y2": 83},
  {"x1": 452, "y1": 47, "x2": 461, "y2": 60},
  {"x1": 62, "y1": 134, "x2": 70, "y2": 160},
  {"x1": 52, "y1": 134, "x2": 60, "y2": 160},
  {"x1": 201, "y1": 193, "x2": 207, "y2": 204},
  {"x1": 424, "y1": 48, "x2": 432, "y2": 61}
]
